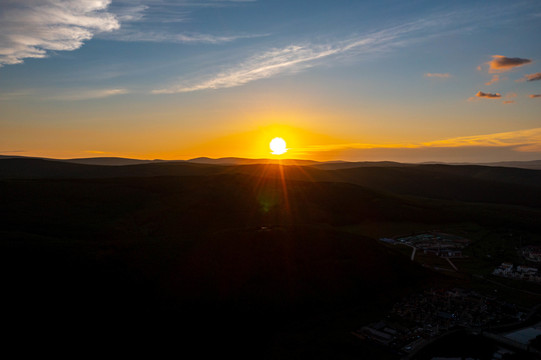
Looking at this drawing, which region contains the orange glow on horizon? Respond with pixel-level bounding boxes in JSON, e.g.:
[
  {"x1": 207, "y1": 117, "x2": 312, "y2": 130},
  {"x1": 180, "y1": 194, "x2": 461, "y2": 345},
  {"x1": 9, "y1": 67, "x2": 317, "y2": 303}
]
[{"x1": 170, "y1": 124, "x2": 347, "y2": 160}]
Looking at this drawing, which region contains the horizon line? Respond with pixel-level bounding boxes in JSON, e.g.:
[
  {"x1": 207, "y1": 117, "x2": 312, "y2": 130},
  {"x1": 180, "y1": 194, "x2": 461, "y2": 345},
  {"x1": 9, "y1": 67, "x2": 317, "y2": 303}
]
[{"x1": 2, "y1": 154, "x2": 541, "y2": 166}]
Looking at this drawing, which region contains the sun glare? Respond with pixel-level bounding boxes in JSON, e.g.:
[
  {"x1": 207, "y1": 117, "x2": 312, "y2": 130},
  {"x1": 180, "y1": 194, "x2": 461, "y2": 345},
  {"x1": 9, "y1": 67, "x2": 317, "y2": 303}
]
[{"x1": 270, "y1": 137, "x2": 287, "y2": 155}]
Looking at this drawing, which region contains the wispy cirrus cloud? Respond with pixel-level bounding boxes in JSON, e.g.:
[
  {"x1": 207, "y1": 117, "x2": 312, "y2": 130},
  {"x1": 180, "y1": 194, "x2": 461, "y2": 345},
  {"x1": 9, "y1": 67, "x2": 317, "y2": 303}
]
[
  {"x1": 153, "y1": 43, "x2": 340, "y2": 93},
  {"x1": 0, "y1": 0, "x2": 119, "y2": 67},
  {"x1": 0, "y1": 150, "x2": 26, "y2": 154},
  {"x1": 502, "y1": 92, "x2": 517, "y2": 104},
  {"x1": 485, "y1": 74, "x2": 500, "y2": 86},
  {"x1": 109, "y1": 30, "x2": 266, "y2": 44},
  {"x1": 422, "y1": 128, "x2": 541, "y2": 152},
  {"x1": 164, "y1": 0, "x2": 256, "y2": 8},
  {"x1": 0, "y1": 90, "x2": 34, "y2": 101},
  {"x1": 517, "y1": 72, "x2": 541, "y2": 82},
  {"x1": 153, "y1": 16, "x2": 461, "y2": 93},
  {"x1": 51, "y1": 88, "x2": 129, "y2": 101},
  {"x1": 294, "y1": 128, "x2": 541, "y2": 155},
  {"x1": 109, "y1": 0, "x2": 257, "y2": 24},
  {"x1": 424, "y1": 73, "x2": 451, "y2": 78},
  {"x1": 110, "y1": 1, "x2": 186, "y2": 23},
  {"x1": 103, "y1": 1, "x2": 263, "y2": 43},
  {"x1": 112, "y1": 4, "x2": 149, "y2": 22}
]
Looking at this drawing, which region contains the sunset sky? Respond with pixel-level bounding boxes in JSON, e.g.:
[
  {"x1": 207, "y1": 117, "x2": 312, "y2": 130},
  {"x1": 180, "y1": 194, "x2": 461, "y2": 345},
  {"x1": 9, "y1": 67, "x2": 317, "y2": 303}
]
[{"x1": 1, "y1": 0, "x2": 541, "y2": 162}]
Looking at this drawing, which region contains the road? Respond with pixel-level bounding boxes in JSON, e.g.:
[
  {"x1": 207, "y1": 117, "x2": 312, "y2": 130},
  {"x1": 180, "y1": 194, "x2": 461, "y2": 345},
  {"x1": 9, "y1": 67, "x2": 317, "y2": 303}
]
[{"x1": 445, "y1": 257, "x2": 458, "y2": 271}]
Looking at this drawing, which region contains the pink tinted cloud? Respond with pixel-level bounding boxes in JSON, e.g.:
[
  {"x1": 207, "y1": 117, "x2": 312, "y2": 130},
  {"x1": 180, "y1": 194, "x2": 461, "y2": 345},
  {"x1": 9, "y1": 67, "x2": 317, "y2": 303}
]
[
  {"x1": 487, "y1": 55, "x2": 531, "y2": 73},
  {"x1": 485, "y1": 75, "x2": 500, "y2": 86},
  {"x1": 518, "y1": 72, "x2": 541, "y2": 82},
  {"x1": 476, "y1": 91, "x2": 501, "y2": 98}
]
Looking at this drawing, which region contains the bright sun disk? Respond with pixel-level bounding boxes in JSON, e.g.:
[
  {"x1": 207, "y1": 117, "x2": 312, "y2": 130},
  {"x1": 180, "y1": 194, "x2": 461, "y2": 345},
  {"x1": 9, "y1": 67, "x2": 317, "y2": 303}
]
[{"x1": 270, "y1": 137, "x2": 287, "y2": 155}]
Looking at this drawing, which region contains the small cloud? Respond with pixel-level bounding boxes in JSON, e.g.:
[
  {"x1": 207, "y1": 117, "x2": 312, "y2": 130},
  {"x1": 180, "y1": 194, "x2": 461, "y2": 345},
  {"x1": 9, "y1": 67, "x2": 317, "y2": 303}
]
[
  {"x1": 487, "y1": 55, "x2": 532, "y2": 73},
  {"x1": 424, "y1": 73, "x2": 451, "y2": 78},
  {"x1": 530, "y1": 94, "x2": 541, "y2": 98},
  {"x1": 0, "y1": 90, "x2": 33, "y2": 101},
  {"x1": 476, "y1": 91, "x2": 501, "y2": 99},
  {"x1": 517, "y1": 72, "x2": 541, "y2": 82},
  {"x1": 485, "y1": 75, "x2": 500, "y2": 86},
  {"x1": 502, "y1": 100, "x2": 515, "y2": 104}
]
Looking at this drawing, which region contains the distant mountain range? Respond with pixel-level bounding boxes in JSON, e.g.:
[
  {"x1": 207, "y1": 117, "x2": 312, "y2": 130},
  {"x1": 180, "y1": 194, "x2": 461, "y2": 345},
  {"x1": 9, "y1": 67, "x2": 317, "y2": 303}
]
[
  {"x1": 2, "y1": 154, "x2": 541, "y2": 169},
  {"x1": 2, "y1": 155, "x2": 541, "y2": 211},
  {"x1": 471, "y1": 160, "x2": 541, "y2": 170}
]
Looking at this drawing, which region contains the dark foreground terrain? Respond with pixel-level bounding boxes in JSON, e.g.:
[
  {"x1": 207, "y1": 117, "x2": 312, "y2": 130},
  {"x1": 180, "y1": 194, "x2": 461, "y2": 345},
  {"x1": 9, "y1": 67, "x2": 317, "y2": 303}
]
[{"x1": 1, "y1": 158, "x2": 541, "y2": 358}]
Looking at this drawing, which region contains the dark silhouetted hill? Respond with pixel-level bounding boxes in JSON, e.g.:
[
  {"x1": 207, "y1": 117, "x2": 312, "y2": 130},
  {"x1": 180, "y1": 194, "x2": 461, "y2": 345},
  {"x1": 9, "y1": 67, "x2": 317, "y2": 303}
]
[
  {"x1": 329, "y1": 164, "x2": 541, "y2": 207},
  {"x1": 1, "y1": 174, "x2": 439, "y2": 357},
  {"x1": 479, "y1": 159, "x2": 541, "y2": 170},
  {"x1": 3, "y1": 158, "x2": 541, "y2": 209},
  {"x1": 308, "y1": 160, "x2": 411, "y2": 170},
  {"x1": 0, "y1": 158, "x2": 224, "y2": 178},
  {"x1": 63, "y1": 156, "x2": 170, "y2": 166},
  {"x1": 225, "y1": 163, "x2": 541, "y2": 209},
  {"x1": 187, "y1": 156, "x2": 319, "y2": 166}
]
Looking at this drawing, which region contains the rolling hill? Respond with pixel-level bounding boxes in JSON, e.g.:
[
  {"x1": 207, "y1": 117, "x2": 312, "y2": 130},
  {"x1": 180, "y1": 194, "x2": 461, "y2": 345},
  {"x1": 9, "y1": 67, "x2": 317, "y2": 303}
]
[
  {"x1": 2, "y1": 156, "x2": 541, "y2": 357},
  {"x1": 1, "y1": 173, "x2": 439, "y2": 357}
]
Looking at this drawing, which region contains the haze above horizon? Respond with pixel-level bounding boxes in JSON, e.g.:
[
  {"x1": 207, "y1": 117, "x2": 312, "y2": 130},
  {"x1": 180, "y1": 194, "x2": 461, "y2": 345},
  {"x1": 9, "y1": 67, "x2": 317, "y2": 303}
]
[{"x1": 1, "y1": 0, "x2": 540, "y2": 163}]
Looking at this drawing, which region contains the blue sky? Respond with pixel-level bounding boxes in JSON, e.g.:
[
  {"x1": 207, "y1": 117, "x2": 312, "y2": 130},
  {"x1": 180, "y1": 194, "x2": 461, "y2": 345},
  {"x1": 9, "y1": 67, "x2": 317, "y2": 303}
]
[{"x1": 1, "y1": 0, "x2": 541, "y2": 161}]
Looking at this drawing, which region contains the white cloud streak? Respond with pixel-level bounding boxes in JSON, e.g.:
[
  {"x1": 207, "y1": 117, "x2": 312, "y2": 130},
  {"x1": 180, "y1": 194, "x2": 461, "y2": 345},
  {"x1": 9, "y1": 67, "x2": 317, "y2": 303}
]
[
  {"x1": 153, "y1": 44, "x2": 337, "y2": 93},
  {"x1": 110, "y1": 30, "x2": 266, "y2": 44},
  {"x1": 0, "y1": 90, "x2": 34, "y2": 101},
  {"x1": 50, "y1": 88, "x2": 129, "y2": 101},
  {"x1": 0, "y1": 0, "x2": 119, "y2": 66},
  {"x1": 152, "y1": 17, "x2": 457, "y2": 94},
  {"x1": 102, "y1": 1, "x2": 265, "y2": 43},
  {"x1": 109, "y1": 0, "x2": 256, "y2": 23},
  {"x1": 423, "y1": 128, "x2": 541, "y2": 152},
  {"x1": 112, "y1": 4, "x2": 149, "y2": 22},
  {"x1": 293, "y1": 128, "x2": 541, "y2": 154}
]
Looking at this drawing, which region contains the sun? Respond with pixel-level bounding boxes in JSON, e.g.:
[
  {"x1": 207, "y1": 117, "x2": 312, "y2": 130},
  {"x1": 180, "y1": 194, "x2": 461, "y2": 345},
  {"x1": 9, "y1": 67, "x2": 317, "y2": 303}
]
[{"x1": 270, "y1": 137, "x2": 287, "y2": 155}]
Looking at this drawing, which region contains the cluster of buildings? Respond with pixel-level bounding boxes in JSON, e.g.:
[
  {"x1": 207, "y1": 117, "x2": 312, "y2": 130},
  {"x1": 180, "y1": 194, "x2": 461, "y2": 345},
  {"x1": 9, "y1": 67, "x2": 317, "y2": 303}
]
[
  {"x1": 492, "y1": 262, "x2": 540, "y2": 282},
  {"x1": 381, "y1": 232, "x2": 470, "y2": 258},
  {"x1": 521, "y1": 246, "x2": 541, "y2": 263},
  {"x1": 354, "y1": 288, "x2": 521, "y2": 355}
]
